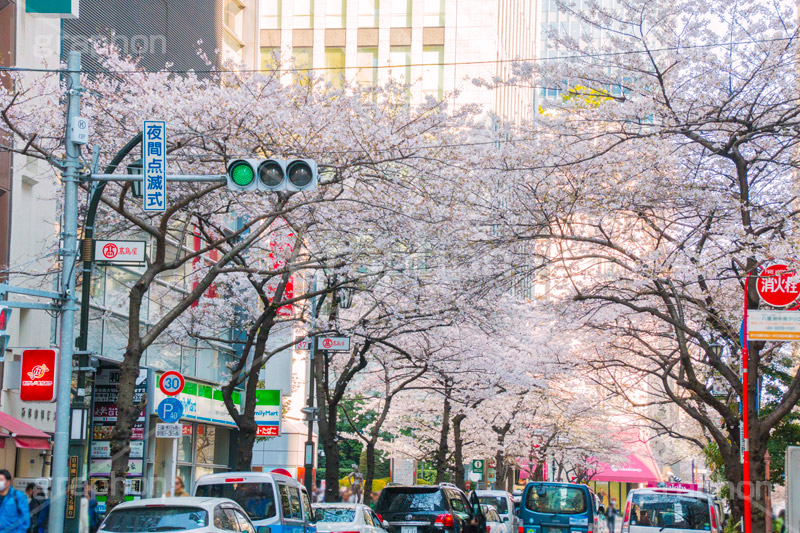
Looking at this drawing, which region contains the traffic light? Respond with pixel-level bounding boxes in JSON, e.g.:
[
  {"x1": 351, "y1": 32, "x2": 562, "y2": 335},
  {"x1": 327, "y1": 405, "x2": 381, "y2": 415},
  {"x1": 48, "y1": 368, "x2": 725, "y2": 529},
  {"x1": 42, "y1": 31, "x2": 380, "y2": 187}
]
[
  {"x1": 226, "y1": 158, "x2": 318, "y2": 192},
  {"x1": 226, "y1": 159, "x2": 259, "y2": 192},
  {"x1": 0, "y1": 305, "x2": 11, "y2": 355}
]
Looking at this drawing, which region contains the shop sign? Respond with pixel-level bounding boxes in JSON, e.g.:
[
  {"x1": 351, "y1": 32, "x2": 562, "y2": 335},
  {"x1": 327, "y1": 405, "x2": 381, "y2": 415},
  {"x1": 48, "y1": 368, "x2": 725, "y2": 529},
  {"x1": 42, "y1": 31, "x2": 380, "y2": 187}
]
[
  {"x1": 747, "y1": 309, "x2": 800, "y2": 340},
  {"x1": 94, "y1": 240, "x2": 146, "y2": 265},
  {"x1": 89, "y1": 458, "x2": 144, "y2": 477},
  {"x1": 153, "y1": 373, "x2": 282, "y2": 429},
  {"x1": 20, "y1": 349, "x2": 57, "y2": 402},
  {"x1": 91, "y1": 440, "x2": 143, "y2": 459}
]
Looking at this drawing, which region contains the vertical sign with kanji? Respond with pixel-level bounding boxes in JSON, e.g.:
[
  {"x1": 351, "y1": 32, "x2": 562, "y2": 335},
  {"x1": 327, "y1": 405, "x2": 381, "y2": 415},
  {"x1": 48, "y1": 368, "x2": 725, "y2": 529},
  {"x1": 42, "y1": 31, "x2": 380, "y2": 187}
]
[{"x1": 143, "y1": 120, "x2": 166, "y2": 212}]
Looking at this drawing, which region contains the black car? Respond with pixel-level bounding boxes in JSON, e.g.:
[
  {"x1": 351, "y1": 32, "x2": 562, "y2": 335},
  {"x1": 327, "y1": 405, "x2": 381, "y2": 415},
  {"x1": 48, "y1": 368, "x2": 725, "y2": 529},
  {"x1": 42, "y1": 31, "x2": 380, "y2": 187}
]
[{"x1": 375, "y1": 484, "x2": 487, "y2": 533}]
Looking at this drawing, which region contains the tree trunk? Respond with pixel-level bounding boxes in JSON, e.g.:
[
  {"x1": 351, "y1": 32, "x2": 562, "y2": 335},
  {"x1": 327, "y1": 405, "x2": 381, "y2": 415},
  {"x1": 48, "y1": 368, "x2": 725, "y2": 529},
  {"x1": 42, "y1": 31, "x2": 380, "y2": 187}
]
[
  {"x1": 434, "y1": 388, "x2": 452, "y2": 484},
  {"x1": 234, "y1": 366, "x2": 261, "y2": 470},
  {"x1": 452, "y1": 414, "x2": 467, "y2": 490},
  {"x1": 364, "y1": 440, "x2": 376, "y2": 497},
  {"x1": 108, "y1": 281, "x2": 148, "y2": 511}
]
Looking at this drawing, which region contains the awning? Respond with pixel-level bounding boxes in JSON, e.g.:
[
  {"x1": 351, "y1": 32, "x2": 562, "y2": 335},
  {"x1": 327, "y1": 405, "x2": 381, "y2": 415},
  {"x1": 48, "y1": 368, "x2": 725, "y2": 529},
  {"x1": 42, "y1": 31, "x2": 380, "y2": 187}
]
[
  {"x1": 590, "y1": 430, "x2": 661, "y2": 484},
  {"x1": 0, "y1": 412, "x2": 51, "y2": 450}
]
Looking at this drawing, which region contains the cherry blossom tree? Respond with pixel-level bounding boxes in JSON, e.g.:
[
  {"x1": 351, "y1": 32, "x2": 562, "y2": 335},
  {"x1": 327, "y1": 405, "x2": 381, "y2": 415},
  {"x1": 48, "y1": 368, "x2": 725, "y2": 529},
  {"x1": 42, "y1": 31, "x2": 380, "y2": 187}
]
[{"x1": 479, "y1": 0, "x2": 800, "y2": 527}]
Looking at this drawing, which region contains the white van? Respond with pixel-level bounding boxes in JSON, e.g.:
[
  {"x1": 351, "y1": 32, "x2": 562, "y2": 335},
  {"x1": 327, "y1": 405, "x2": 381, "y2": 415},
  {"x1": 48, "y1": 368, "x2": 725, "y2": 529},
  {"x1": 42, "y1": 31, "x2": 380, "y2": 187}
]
[
  {"x1": 475, "y1": 490, "x2": 519, "y2": 532},
  {"x1": 621, "y1": 488, "x2": 719, "y2": 533},
  {"x1": 193, "y1": 471, "x2": 316, "y2": 532}
]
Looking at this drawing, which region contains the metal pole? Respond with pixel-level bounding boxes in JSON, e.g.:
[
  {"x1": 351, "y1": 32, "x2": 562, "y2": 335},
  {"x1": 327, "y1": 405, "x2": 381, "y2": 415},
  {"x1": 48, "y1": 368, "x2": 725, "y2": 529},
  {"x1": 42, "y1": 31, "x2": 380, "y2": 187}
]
[
  {"x1": 304, "y1": 276, "x2": 318, "y2": 496},
  {"x1": 49, "y1": 50, "x2": 82, "y2": 532},
  {"x1": 743, "y1": 274, "x2": 752, "y2": 533},
  {"x1": 170, "y1": 437, "x2": 178, "y2": 496}
]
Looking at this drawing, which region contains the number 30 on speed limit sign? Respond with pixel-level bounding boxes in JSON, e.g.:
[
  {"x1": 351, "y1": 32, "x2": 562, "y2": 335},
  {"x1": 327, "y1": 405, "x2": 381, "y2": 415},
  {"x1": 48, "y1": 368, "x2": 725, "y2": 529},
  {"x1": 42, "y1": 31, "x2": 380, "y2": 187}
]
[{"x1": 159, "y1": 371, "x2": 185, "y2": 396}]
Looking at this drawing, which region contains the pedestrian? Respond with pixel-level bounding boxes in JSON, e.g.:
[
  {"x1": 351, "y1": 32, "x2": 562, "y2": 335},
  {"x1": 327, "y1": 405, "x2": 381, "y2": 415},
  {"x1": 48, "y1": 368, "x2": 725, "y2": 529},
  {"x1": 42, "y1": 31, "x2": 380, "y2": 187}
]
[
  {"x1": 0, "y1": 469, "x2": 31, "y2": 533},
  {"x1": 605, "y1": 499, "x2": 617, "y2": 533},
  {"x1": 78, "y1": 481, "x2": 99, "y2": 533},
  {"x1": 166, "y1": 477, "x2": 189, "y2": 497},
  {"x1": 25, "y1": 486, "x2": 46, "y2": 533},
  {"x1": 775, "y1": 509, "x2": 786, "y2": 533},
  {"x1": 369, "y1": 491, "x2": 380, "y2": 510},
  {"x1": 33, "y1": 494, "x2": 49, "y2": 533}
]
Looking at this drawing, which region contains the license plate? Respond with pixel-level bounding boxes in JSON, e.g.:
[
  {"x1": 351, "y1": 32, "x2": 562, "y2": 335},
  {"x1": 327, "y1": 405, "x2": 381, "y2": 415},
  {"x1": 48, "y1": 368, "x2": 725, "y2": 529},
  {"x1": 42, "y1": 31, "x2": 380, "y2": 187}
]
[{"x1": 402, "y1": 527, "x2": 417, "y2": 533}]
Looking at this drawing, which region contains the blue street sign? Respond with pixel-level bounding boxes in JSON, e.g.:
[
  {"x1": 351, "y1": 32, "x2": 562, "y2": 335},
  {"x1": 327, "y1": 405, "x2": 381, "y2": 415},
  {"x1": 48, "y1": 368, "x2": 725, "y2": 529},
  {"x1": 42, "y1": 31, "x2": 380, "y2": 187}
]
[
  {"x1": 157, "y1": 397, "x2": 183, "y2": 423},
  {"x1": 143, "y1": 120, "x2": 167, "y2": 212}
]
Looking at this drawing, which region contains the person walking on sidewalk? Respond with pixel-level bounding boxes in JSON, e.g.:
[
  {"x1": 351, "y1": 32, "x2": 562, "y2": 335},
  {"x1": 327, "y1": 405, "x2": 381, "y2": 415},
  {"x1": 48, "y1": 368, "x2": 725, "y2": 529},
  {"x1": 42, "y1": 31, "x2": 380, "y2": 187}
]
[
  {"x1": 605, "y1": 500, "x2": 618, "y2": 533},
  {"x1": 0, "y1": 470, "x2": 31, "y2": 533}
]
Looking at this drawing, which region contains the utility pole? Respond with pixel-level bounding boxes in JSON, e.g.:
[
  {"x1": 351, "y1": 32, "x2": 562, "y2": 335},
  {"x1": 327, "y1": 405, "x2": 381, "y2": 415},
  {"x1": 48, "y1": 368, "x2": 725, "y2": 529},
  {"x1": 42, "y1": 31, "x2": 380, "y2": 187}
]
[
  {"x1": 49, "y1": 50, "x2": 81, "y2": 532},
  {"x1": 304, "y1": 276, "x2": 318, "y2": 496}
]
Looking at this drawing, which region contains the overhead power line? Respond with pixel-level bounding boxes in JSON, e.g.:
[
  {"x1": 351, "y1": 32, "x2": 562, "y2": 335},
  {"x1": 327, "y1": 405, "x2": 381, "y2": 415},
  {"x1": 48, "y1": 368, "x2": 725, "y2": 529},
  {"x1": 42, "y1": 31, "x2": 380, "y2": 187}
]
[{"x1": 0, "y1": 36, "x2": 793, "y2": 75}]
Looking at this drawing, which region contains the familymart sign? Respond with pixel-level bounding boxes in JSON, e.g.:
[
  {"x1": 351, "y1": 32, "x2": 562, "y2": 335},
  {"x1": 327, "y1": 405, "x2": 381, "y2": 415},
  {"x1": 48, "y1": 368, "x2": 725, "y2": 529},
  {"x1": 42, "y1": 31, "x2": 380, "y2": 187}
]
[{"x1": 153, "y1": 374, "x2": 281, "y2": 434}]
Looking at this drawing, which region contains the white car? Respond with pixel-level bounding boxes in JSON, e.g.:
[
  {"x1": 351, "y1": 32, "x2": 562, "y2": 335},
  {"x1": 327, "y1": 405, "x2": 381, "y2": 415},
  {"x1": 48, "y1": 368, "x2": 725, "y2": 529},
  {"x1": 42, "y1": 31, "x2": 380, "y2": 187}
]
[
  {"x1": 475, "y1": 490, "x2": 518, "y2": 532},
  {"x1": 621, "y1": 488, "x2": 720, "y2": 533},
  {"x1": 313, "y1": 502, "x2": 388, "y2": 533},
  {"x1": 98, "y1": 497, "x2": 268, "y2": 533},
  {"x1": 481, "y1": 504, "x2": 510, "y2": 533}
]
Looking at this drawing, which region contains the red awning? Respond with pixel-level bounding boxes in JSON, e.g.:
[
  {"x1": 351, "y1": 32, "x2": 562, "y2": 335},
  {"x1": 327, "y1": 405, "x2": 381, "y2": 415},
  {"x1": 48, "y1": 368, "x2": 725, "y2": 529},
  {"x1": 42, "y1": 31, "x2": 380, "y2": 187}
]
[
  {"x1": 590, "y1": 430, "x2": 661, "y2": 484},
  {"x1": 0, "y1": 412, "x2": 51, "y2": 450}
]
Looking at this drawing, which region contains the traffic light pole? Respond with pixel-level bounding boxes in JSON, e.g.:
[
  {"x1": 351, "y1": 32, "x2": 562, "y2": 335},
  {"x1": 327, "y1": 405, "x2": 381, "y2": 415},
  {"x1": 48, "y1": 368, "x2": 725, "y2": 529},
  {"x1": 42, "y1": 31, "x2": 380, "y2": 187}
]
[{"x1": 49, "y1": 51, "x2": 82, "y2": 533}]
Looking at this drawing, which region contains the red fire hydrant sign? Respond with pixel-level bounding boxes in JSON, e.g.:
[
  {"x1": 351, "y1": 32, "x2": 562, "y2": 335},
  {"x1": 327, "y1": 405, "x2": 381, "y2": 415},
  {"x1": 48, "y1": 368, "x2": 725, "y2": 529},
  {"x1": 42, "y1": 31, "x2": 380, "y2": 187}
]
[
  {"x1": 20, "y1": 349, "x2": 58, "y2": 402},
  {"x1": 756, "y1": 263, "x2": 800, "y2": 307}
]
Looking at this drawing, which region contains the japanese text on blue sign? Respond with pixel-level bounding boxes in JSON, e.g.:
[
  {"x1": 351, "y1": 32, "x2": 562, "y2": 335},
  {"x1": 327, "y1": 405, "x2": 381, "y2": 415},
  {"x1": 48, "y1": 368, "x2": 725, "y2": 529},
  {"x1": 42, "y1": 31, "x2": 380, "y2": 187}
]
[{"x1": 143, "y1": 120, "x2": 166, "y2": 212}]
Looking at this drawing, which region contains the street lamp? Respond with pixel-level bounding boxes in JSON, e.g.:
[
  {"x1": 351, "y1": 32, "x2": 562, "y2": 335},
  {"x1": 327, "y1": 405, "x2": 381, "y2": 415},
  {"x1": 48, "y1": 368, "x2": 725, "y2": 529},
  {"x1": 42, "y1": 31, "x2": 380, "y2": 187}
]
[
  {"x1": 128, "y1": 158, "x2": 144, "y2": 198},
  {"x1": 710, "y1": 343, "x2": 723, "y2": 360},
  {"x1": 338, "y1": 286, "x2": 355, "y2": 309}
]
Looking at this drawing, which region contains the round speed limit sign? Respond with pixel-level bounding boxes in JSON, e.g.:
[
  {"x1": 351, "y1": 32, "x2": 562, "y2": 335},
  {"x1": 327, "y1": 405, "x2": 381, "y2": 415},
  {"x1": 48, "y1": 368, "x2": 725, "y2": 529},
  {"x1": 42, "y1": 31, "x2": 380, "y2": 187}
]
[{"x1": 159, "y1": 371, "x2": 185, "y2": 396}]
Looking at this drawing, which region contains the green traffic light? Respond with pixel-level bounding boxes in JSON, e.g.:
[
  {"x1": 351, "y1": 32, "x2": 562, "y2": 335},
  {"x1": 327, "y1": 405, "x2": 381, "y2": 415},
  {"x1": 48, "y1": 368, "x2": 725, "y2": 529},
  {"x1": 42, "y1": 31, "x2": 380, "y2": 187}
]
[{"x1": 230, "y1": 162, "x2": 255, "y2": 187}]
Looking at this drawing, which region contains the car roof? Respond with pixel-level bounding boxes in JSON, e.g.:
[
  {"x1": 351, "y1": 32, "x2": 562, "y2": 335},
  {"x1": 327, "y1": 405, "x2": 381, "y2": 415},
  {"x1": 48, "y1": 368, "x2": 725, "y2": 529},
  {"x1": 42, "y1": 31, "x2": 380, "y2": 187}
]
[
  {"x1": 313, "y1": 503, "x2": 363, "y2": 508},
  {"x1": 476, "y1": 490, "x2": 511, "y2": 497},
  {"x1": 629, "y1": 488, "x2": 711, "y2": 499},
  {"x1": 195, "y1": 471, "x2": 298, "y2": 486},
  {"x1": 110, "y1": 497, "x2": 240, "y2": 510}
]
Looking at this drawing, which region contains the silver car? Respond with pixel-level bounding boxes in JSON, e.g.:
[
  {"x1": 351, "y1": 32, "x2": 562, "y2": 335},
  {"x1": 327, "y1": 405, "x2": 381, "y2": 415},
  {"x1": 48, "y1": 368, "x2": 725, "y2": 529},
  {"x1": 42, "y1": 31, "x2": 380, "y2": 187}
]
[
  {"x1": 98, "y1": 497, "x2": 269, "y2": 533},
  {"x1": 313, "y1": 503, "x2": 388, "y2": 533}
]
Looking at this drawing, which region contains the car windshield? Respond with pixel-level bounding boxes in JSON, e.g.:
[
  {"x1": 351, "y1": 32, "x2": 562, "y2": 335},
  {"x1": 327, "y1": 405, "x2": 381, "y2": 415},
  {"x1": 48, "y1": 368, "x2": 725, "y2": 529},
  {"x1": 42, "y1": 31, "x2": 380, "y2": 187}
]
[
  {"x1": 315, "y1": 507, "x2": 357, "y2": 523},
  {"x1": 630, "y1": 493, "x2": 711, "y2": 531},
  {"x1": 378, "y1": 489, "x2": 446, "y2": 513},
  {"x1": 479, "y1": 496, "x2": 509, "y2": 514},
  {"x1": 195, "y1": 482, "x2": 277, "y2": 520},
  {"x1": 101, "y1": 506, "x2": 208, "y2": 532},
  {"x1": 526, "y1": 486, "x2": 587, "y2": 515}
]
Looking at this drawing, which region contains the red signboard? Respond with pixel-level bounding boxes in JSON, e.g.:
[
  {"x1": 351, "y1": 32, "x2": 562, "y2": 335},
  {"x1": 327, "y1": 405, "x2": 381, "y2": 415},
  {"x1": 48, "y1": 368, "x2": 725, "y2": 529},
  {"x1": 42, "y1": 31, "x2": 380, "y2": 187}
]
[
  {"x1": 257, "y1": 425, "x2": 280, "y2": 436},
  {"x1": 757, "y1": 263, "x2": 800, "y2": 307},
  {"x1": 20, "y1": 349, "x2": 57, "y2": 402}
]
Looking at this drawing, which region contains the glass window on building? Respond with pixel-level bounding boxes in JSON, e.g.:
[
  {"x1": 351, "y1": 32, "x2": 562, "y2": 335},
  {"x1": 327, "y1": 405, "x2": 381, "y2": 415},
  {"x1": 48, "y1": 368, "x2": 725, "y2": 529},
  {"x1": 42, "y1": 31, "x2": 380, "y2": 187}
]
[
  {"x1": 105, "y1": 267, "x2": 143, "y2": 315},
  {"x1": 294, "y1": 0, "x2": 314, "y2": 28},
  {"x1": 325, "y1": 47, "x2": 346, "y2": 88},
  {"x1": 326, "y1": 0, "x2": 346, "y2": 28},
  {"x1": 261, "y1": 0, "x2": 282, "y2": 28},
  {"x1": 423, "y1": 0, "x2": 444, "y2": 26},
  {"x1": 389, "y1": 45, "x2": 410, "y2": 84},
  {"x1": 292, "y1": 47, "x2": 313, "y2": 86},
  {"x1": 356, "y1": 47, "x2": 378, "y2": 86},
  {"x1": 224, "y1": 0, "x2": 245, "y2": 35},
  {"x1": 391, "y1": 0, "x2": 411, "y2": 27},
  {"x1": 358, "y1": 0, "x2": 379, "y2": 27},
  {"x1": 261, "y1": 47, "x2": 281, "y2": 70},
  {"x1": 196, "y1": 424, "x2": 229, "y2": 465},
  {"x1": 422, "y1": 46, "x2": 444, "y2": 100}
]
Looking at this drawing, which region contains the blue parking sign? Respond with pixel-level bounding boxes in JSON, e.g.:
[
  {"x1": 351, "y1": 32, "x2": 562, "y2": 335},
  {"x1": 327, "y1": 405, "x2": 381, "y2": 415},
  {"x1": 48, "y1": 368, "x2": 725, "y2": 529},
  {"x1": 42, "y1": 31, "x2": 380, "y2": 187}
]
[
  {"x1": 157, "y1": 397, "x2": 183, "y2": 423},
  {"x1": 143, "y1": 120, "x2": 166, "y2": 212}
]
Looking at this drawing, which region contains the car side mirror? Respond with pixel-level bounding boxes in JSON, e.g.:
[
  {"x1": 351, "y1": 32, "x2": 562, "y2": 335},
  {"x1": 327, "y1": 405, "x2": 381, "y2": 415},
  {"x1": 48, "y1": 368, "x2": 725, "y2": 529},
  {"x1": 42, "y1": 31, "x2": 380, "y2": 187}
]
[
  {"x1": 257, "y1": 527, "x2": 271, "y2": 533},
  {"x1": 382, "y1": 521, "x2": 390, "y2": 529},
  {"x1": 503, "y1": 517, "x2": 510, "y2": 522},
  {"x1": 599, "y1": 506, "x2": 605, "y2": 514}
]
